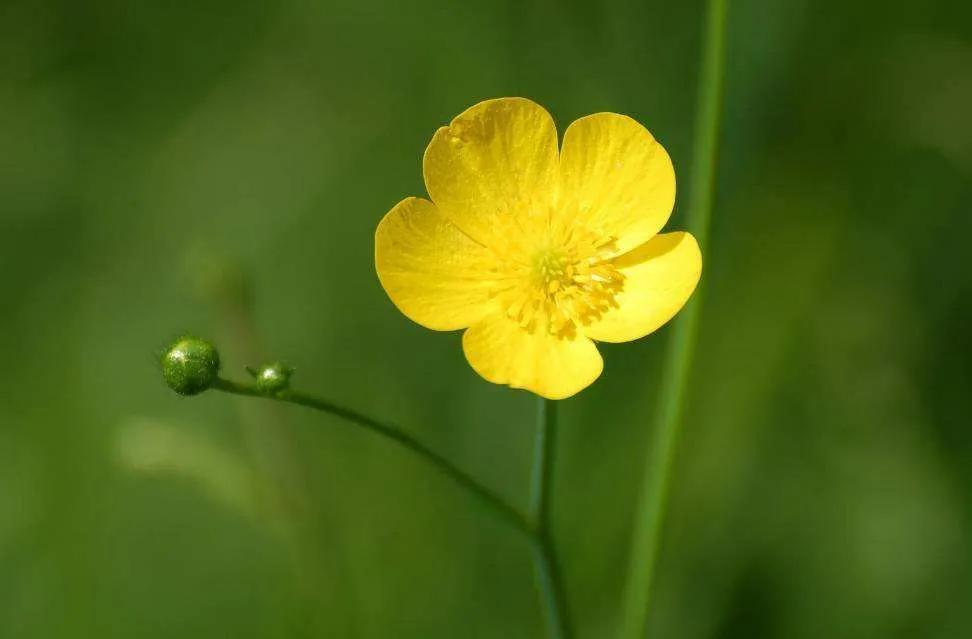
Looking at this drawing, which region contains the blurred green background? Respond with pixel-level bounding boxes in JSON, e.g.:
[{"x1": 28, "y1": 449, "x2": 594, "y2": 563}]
[{"x1": 2, "y1": 0, "x2": 971, "y2": 637}]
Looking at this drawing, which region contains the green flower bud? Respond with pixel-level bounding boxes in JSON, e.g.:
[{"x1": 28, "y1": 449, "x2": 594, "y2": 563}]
[
  {"x1": 248, "y1": 363, "x2": 293, "y2": 394},
  {"x1": 161, "y1": 336, "x2": 220, "y2": 396}
]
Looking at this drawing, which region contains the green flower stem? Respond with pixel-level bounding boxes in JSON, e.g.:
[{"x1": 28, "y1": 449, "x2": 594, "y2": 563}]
[
  {"x1": 213, "y1": 376, "x2": 570, "y2": 638},
  {"x1": 619, "y1": 0, "x2": 728, "y2": 638},
  {"x1": 211, "y1": 377, "x2": 531, "y2": 534},
  {"x1": 529, "y1": 399, "x2": 572, "y2": 639}
]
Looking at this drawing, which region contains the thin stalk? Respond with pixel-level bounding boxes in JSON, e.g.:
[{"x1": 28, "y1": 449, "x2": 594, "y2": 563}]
[
  {"x1": 530, "y1": 399, "x2": 572, "y2": 639},
  {"x1": 528, "y1": 398, "x2": 551, "y2": 526},
  {"x1": 212, "y1": 377, "x2": 571, "y2": 637},
  {"x1": 212, "y1": 377, "x2": 531, "y2": 535},
  {"x1": 619, "y1": 0, "x2": 728, "y2": 638}
]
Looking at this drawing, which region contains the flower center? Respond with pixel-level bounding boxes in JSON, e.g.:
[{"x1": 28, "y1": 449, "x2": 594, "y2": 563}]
[
  {"x1": 494, "y1": 225, "x2": 624, "y2": 338},
  {"x1": 533, "y1": 248, "x2": 570, "y2": 290}
]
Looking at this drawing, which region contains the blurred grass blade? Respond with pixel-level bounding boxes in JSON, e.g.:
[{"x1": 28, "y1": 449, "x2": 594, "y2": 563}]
[{"x1": 619, "y1": 0, "x2": 729, "y2": 637}]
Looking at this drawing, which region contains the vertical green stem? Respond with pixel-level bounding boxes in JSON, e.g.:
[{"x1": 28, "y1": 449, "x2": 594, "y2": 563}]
[
  {"x1": 619, "y1": 0, "x2": 728, "y2": 638},
  {"x1": 531, "y1": 399, "x2": 572, "y2": 639},
  {"x1": 529, "y1": 399, "x2": 552, "y2": 526}
]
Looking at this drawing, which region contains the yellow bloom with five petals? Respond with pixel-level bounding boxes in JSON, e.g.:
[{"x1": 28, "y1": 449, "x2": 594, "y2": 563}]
[{"x1": 375, "y1": 98, "x2": 701, "y2": 399}]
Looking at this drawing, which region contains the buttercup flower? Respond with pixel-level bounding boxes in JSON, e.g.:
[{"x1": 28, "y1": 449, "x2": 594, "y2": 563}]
[{"x1": 375, "y1": 98, "x2": 701, "y2": 399}]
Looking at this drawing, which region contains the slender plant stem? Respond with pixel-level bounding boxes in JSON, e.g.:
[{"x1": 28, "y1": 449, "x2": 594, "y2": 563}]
[
  {"x1": 529, "y1": 398, "x2": 551, "y2": 526},
  {"x1": 529, "y1": 399, "x2": 572, "y2": 639},
  {"x1": 619, "y1": 0, "x2": 728, "y2": 638},
  {"x1": 210, "y1": 381, "x2": 572, "y2": 638},
  {"x1": 212, "y1": 377, "x2": 531, "y2": 535}
]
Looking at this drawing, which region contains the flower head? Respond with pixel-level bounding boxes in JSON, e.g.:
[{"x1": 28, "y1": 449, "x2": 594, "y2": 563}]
[{"x1": 376, "y1": 98, "x2": 701, "y2": 399}]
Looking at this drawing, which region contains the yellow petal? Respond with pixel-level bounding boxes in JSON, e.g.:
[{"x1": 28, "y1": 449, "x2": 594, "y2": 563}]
[
  {"x1": 423, "y1": 97, "x2": 559, "y2": 247},
  {"x1": 375, "y1": 197, "x2": 498, "y2": 331},
  {"x1": 559, "y1": 112, "x2": 676, "y2": 255},
  {"x1": 462, "y1": 313, "x2": 603, "y2": 399},
  {"x1": 581, "y1": 232, "x2": 701, "y2": 343}
]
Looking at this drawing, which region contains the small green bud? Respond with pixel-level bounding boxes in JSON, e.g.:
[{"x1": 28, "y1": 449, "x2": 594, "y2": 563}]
[
  {"x1": 247, "y1": 363, "x2": 293, "y2": 394},
  {"x1": 161, "y1": 336, "x2": 220, "y2": 396}
]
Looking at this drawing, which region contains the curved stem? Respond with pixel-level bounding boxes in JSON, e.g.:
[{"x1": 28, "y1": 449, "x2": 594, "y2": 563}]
[
  {"x1": 212, "y1": 377, "x2": 531, "y2": 535},
  {"x1": 619, "y1": 0, "x2": 728, "y2": 637},
  {"x1": 211, "y1": 379, "x2": 572, "y2": 637},
  {"x1": 530, "y1": 399, "x2": 572, "y2": 639}
]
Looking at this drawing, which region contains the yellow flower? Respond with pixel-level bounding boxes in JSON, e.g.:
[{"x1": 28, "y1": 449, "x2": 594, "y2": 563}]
[{"x1": 375, "y1": 98, "x2": 701, "y2": 399}]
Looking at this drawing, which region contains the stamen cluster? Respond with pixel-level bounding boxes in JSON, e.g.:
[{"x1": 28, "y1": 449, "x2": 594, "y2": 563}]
[{"x1": 492, "y1": 219, "x2": 624, "y2": 338}]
